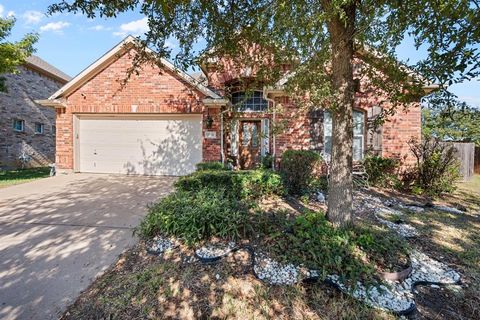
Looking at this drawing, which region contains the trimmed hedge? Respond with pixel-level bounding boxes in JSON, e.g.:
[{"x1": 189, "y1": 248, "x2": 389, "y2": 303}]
[
  {"x1": 196, "y1": 162, "x2": 229, "y2": 171},
  {"x1": 175, "y1": 169, "x2": 284, "y2": 200},
  {"x1": 279, "y1": 150, "x2": 322, "y2": 195}
]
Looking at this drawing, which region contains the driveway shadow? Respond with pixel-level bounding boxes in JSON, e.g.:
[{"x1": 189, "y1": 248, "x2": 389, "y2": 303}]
[{"x1": 0, "y1": 174, "x2": 175, "y2": 320}]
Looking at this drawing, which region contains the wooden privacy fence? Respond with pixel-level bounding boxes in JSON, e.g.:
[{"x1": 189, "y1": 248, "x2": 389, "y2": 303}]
[
  {"x1": 475, "y1": 146, "x2": 480, "y2": 175},
  {"x1": 444, "y1": 142, "x2": 475, "y2": 180}
]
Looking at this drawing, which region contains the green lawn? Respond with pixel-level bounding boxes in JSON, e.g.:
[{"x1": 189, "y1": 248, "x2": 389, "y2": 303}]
[{"x1": 0, "y1": 167, "x2": 51, "y2": 188}]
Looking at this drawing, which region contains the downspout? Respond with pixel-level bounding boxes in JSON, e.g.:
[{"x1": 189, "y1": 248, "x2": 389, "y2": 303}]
[
  {"x1": 220, "y1": 107, "x2": 230, "y2": 165},
  {"x1": 263, "y1": 90, "x2": 276, "y2": 170}
]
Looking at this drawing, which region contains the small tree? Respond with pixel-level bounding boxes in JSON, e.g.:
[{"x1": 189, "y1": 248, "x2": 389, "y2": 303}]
[
  {"x1": 49, "y1": 0, "x2": 480, "y2": 227},
  {"x1": 0, "y1": 17, "x2": 38, "y2": 91}
]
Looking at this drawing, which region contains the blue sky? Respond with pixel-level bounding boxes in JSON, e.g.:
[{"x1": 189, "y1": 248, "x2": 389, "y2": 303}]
[{"x1": 2, "y1": 0, "x2": 480, "y2": 107}]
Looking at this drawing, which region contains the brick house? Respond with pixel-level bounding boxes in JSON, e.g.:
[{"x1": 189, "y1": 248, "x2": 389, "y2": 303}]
[
  {"x1": 0, "y1": 56, "x2": 71, "y2": 169},
  {"x1": 38, "y1": 36, "x2": 436, "y2": 176}
]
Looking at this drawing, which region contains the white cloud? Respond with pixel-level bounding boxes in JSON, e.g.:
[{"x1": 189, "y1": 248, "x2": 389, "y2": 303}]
[
  {"x1": 40, "y1": 21, "x2": 70, "y2": 33},
  {"x1": 22, "y1": 10, "x2": 44, "y2": 24},
  {"x1": 0, "y1": 5, "x2": 4, "y2": 17},
  {"x1": 89, "y1": 24, "x2": 109, "y2": 31},
  {"x1": 7, "y1": 11, "x2": 15, "y2": 17},
  {"x1": 113, "y1": 17, "x2": 149, "y2": 37}
]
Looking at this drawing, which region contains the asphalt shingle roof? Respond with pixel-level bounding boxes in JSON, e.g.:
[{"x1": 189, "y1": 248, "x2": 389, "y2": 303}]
[{"x1": 25, "y1": 55, "x2": 71, "y2": 83}]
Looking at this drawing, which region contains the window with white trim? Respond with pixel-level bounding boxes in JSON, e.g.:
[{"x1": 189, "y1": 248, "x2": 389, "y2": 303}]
[
  {"x1": 13, "y1": 119, "x2": 25, "y2": 132},
  {"x1": 324, "y1": 110, "x2": 365, "y2": 161},
  {"x1": 35, "y1": 123, "x2": 44, "y2": 134},
  {"x1": 231, "y1": 91, "x2": 268, "y2": 112}
]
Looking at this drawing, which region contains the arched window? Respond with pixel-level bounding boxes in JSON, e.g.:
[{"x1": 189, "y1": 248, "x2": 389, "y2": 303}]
[
  {"x1": 231, "y1": 91, "x2": 268, "y2": 112},
  {"x1": 324, "y1": 110, "x2": 365, "y2": 161}
]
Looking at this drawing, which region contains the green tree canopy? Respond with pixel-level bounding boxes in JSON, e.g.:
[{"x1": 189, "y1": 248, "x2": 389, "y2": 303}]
[
  {"x1": 0, "y1": 16, "x2": 38, "y2": 91},
  {"x1": 48, "y1": 0, "x2": 480, "y2": 226},
  {"x1": 423, "y1": 91, "x2": 480, "y2": 145}
]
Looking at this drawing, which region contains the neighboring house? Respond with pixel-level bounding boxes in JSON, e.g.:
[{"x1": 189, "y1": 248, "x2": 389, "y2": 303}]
[
  {"x1": 38, "y1": 36, "x2": 436, "y2": 176},
  {"x1": 0, "y1": 56, "x2": 71, "y2": 169}
]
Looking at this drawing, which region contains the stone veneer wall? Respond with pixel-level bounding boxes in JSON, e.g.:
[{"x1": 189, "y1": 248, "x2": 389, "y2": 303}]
[{"x1": 0, "y1": 66, "x2": 64, "y2": 169}]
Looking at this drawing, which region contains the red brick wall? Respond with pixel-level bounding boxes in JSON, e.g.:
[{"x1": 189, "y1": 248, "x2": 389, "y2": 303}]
[
  {"x1": 55, "y1": 50, "x2": 221, "y2": 170},
  {"x1": 206, "y1": 58, "x2": 422, "y2": 166}
]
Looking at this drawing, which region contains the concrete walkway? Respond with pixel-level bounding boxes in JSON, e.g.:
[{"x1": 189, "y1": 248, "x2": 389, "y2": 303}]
[{"x1": 0, "y1": 173, "x2": 175, "y2": 320}]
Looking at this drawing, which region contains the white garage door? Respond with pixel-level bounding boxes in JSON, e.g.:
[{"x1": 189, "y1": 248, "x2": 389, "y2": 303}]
[{"x1": 77, "y1": 115, "x2": 202, "y2": 176}]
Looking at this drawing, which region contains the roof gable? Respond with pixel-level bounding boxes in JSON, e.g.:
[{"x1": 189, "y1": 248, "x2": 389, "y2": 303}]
[{"x1": 48, "y1": 36, "x2": 221, "y2": 100}]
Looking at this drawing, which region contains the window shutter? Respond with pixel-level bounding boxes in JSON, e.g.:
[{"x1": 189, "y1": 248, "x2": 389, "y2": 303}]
[
  {"x1": 261, "y1": 118, "x2": 270, "y2": 156},
  {"x1": 367, "y1": 106, "x2": 383, "y2": 155},
  {"x1": 231, "y1": 120, "x2": 239, "y2": 156}
]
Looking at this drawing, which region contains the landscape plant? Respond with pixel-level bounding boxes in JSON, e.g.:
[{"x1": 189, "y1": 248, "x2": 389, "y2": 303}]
[
  {"x1": 139, "y1": 168, "x2": 284, "y2": 244},
  {"x1": 266, "y1": 210, "x2": 410, "y2": 282},
  {"x1": 405, "y1": 137, "x2": 461, "y2": 196},
  {"x1": 279, "y1": 150, "x2": 322, "y2": 195},
  {"x1": 363, "y1": 155, "x2": 400, "y2": 188}
]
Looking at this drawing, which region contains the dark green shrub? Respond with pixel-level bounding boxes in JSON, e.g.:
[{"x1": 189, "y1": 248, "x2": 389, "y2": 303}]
[
  {"x1": 279, "y1": 150, "x2": 322, "y2": 195},
  {"x1": 405, "y1": 137, "x2": 461, "y2": 196},
  {"x1": 196, "y1": 161, "x2": 228, "y2": 171},
  {"x1": 175, "y1": 169, "x2": 284, "y2": 200},
  {"x1": 261, "y1": 154, "x2": 273, "y2": 169},
  {"x1": 175, "y1": 170, "x2": 240, "y2": 196},
  {"x1": 309, "y1": 175, "x2": 329, "y2": 193},
  {"x1": 137, "y1": 187, "x2": 249, "y2": 245},
  {"x1": 363, "y1": 155, "x2": 400, "y2": 187},
  {"x1": 240, "y1": 169, "x2": 285, "y2": 198}
]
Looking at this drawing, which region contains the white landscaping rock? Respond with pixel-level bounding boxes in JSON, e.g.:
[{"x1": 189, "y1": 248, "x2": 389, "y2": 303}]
[
  {"x1": 195, "y1": 241, "x2": 236, "y2": 260},
  {"x1": 326, "y1": 275, "x2": 415, "y2": 314},
  {"x1": 253, "y1": 253, "x2": 300, "y2": 285},
  {"x1": 374, "y1": 209, "x2": 418, "y2": 238},
  {"x1": 409, "y1": 250, "x2": 461, "y2": 284},
  {"x1": 432, "y1": 205, "x2": 464, "y2": 215},
  {"x1": 397, "y1": 203, "x2": 425, "y2": 213},
  {"x1": 315, "y1": 191, "x2": 326, "y2": 203},
  {"x1": 148, "y1": 236, "x2": 178, "y2": 254},
  {"x1": 326, "y1": 250, "x2": 461, "y2": 314}
]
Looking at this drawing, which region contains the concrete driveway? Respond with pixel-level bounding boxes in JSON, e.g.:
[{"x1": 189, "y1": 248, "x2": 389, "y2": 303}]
[{"x1": 0, "y1": 173, "x2": 175, "y2": 320}]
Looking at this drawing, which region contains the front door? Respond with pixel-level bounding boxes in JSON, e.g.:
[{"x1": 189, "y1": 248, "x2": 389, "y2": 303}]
[{"x1": 239, "y1": 121, "x2": 261, "y2": 169}]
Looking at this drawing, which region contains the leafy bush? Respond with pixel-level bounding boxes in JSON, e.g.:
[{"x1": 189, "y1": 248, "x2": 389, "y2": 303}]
[
  {"x1": 196, "y1": 161, "x2": 228, "y2": 171},
  {"x1": 261, "y1": 154, "x2": 274, "y2": 169},
  {"x1": 240, "y1": 169, "x2": 285, "y2": 198},
  {"x1": 405, "y1": 137, "x2": 460, "y2": 196},
  {"x1": 279, "y1": 150, "x2": 322, "y2": 195},
  {"x1": 175, "y1": 169, "x2": 284, "y2": 200},
  {"x1": 268, "y1": 210, "x2": 410, "y2": 282},
  {"x1": 137, "y1": 187, "x2": 249, "y2": 245},
  {"x1": 309, "y1": 175, "x2": 329, "y2": 193},
  {"x1": 363, "y1": 155, "x2": 400, "y2": 187},
  {"x1": 175, "y1": 170, "x2": 241, "y2": 196},
  {"x1": 140, "y1": 168, "x2": 284, "y2": 244}
]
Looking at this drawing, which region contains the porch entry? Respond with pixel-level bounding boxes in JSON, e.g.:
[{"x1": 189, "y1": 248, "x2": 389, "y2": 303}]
[{"x1": 231, "y1": 119, "x2": 270, "y2": 169}]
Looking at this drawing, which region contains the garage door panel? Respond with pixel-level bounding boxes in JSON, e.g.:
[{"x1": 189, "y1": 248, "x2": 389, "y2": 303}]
[{"x1": 78, "y1": 116, "x2": 202, "y2": 176}]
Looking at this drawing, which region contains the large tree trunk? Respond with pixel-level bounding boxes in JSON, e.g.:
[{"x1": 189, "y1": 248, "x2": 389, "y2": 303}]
[{"x1": 325, "y1": 3, "x2": 356, "y2": 227}]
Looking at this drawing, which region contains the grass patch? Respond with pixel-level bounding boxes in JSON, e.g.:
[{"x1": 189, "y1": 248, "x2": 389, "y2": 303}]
[{"x1": 0, "y1": 167, "x2": 50, "y2": 188}]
